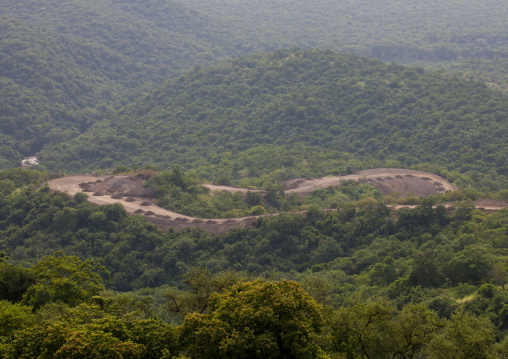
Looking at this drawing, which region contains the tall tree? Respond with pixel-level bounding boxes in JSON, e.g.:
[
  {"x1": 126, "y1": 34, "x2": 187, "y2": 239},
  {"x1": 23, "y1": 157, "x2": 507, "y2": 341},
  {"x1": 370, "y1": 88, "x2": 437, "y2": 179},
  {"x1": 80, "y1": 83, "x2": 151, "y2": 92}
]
[{"x1": 180, "y1": 279, "x2": 326, "y2": 359}]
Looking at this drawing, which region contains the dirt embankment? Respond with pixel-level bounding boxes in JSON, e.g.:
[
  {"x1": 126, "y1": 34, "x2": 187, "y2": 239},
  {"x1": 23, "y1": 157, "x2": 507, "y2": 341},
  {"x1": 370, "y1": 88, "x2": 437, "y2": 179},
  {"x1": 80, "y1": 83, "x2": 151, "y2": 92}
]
[{"x1": 48, "y1": 169, "x2": 507, "y2": 234}]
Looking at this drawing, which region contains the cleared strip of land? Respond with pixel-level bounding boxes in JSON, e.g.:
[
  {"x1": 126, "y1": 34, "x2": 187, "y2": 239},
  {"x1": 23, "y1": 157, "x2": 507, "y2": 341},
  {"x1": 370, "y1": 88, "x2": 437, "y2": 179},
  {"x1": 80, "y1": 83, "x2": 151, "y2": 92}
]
[{"x1": 48, "y1": 169, "x2": 506, "y2": 234}]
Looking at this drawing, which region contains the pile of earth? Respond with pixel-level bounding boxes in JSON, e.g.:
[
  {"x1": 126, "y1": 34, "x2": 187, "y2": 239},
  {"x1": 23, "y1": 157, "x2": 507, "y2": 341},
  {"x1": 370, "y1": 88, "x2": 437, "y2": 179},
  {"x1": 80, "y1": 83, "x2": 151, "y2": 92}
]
[
  {"x1": 366, "y1": 175, "x2": 445, "y2": 197},
  {"x1": 281, "y1": 169, "x2": 457, "y2": 198},
  {"x1": 88, "y1": 175, "x2": 155, "y2": 197}
]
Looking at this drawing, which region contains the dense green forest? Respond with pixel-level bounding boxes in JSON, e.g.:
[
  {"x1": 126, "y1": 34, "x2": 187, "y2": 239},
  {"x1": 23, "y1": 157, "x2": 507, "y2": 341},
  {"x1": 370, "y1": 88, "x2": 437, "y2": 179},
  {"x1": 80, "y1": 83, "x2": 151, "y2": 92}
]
[
  {"x1": 2, "y1": 168, "x2": 508, "y2": 357},
  {"x1": 0, "y1": 16, "x2": 120, "y2": 167},
  {"x1": 0, "y1": 0, "x2": 240, "y2": 166},
  {"x1": 2, "y1": 0, "x2": 508, "y2": 169},
  {"x1": 39, "y1": 49, "x2": 508, "y2": 192},
  {"x1": 2, "y1": 0, "x2": 508, "y2": 356}
]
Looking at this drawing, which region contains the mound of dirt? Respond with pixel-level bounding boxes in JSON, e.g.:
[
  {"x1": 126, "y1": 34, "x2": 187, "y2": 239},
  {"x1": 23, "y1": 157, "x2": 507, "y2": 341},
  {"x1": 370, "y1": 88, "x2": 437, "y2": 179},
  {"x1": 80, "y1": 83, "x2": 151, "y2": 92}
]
[
  {"x1": 90, "y1": 175, "x2": 154, "y2": 197},
  {"x1": 371, "y1": 177, "x2": 441, "y2": 197}
]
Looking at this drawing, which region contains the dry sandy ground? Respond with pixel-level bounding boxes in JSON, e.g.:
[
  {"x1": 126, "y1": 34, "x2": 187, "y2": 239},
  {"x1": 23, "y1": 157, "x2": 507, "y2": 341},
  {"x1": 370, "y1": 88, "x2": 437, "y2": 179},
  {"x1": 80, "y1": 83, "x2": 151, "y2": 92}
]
[{"x1": 48, "y1": 169, "x2": 506, "y2": 233}]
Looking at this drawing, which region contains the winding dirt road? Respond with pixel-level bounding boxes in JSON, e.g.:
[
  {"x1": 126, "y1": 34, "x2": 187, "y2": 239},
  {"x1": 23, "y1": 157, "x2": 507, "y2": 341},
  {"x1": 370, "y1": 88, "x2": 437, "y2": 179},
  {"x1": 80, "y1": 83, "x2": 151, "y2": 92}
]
[
  {"x1": 48, "y1": 169, "x2": 506, "y2": 234},
  {"x1": 48, "y1": 175, "x2": 260, "y2": 234}
]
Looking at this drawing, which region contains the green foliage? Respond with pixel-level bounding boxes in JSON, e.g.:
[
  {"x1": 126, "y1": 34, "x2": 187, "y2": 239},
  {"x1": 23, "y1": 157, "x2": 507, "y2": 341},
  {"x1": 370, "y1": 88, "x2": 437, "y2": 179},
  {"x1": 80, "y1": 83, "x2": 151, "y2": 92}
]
[
  {"x1": 0, "y1": 260, "x2": 35, "y2": 303},
  {"x1": 331, "y1": 297, "x2": 395, "y2": 358},
  {"x1": 329, "y1": 296, "x2": 499, "y2": 359},
  {"x1": 0, "y1": 300, "x2": 32, "y2": 337},
  {"x1": 1, "y1": 1, "x2": 508, "y2": 354},
  {"x1": 181, "y1": 280, "x2": 326, "y2": 359},
  {"x1": 0, "y1": 170, "x2": 508, "y2": 358},
  {"x1": 0, "y1": 168, "x2": 46, "y2": 188},
  {"x1": 445, "y1": 246, "x2": 494, "y2": 285},
  {"x1": 2, "y1": 300, "x2": 178, "y2": 359},
  {"x1": 185, "y1": 0, "x2": 508, "y2": 65},
  {"x1": 21, "y1": 252, "x2": 108, "y2": 310},
  {"x1": 146, "y1": 168, "x2": 268, "y2": 218},
  {"x1": 428, "y1": 309, "x2": 498, "y2": 359},
  {"x1": 2, "y1": 0, "x2": 508, "y2": 174},
  {"x1": 166, "y1": 267, "x2": 242, "y2": 319},
  {"x1": 0, "y1": 0, "x2": 250, "y2": 166}
]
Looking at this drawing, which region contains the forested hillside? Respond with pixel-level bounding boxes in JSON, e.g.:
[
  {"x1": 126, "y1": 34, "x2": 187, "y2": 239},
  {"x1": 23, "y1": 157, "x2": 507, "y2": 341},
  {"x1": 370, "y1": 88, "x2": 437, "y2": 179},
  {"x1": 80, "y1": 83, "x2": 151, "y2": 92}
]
[
  {"x1": 2, "y1": 168, "x2": 508, "y2": 357},
  {"x1": 0, "y1": 16, "x2": 120, "y2": 167},
  {"x1": 2, "y1": 0, "x2": 508, "y2": 169},
  {"x1": 0, "y1": 0, "x2": 239, "y2": 166},
  {"x1": 41, "y1": 49, "x2": 508, "y2": 191},
  {"x1": 186, "y1": 0, "x2": 508, "y2": 92},
  {"x1": 2, "y1": 0, "x2": 508, "y2": 168},
  {"x1": 2, "y1": 1, "x2": 508, "y2": 356}
]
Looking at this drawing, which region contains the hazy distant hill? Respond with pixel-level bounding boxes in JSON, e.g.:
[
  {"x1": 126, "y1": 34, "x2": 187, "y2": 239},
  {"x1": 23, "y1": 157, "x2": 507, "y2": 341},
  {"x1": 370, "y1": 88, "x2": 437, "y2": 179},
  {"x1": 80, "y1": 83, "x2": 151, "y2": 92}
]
[
  {"x1": 0, "y1": 0, "x2": 239, "y2": 166},
  {"x1": 184, "y1": 0, "x2": 508, "y2": 92},
  {"x1": 185, "y1": 0, "x2": 508, "y2": 63},
  {"x1": 0, "y1": 0, "x2": 234, "y2": 75},
  {"x1": 41, "y1": 49, "x2": 508, "y2": 190},
  {"x1": 2, "y1": 0, "x2": 508, "y2": 170}
]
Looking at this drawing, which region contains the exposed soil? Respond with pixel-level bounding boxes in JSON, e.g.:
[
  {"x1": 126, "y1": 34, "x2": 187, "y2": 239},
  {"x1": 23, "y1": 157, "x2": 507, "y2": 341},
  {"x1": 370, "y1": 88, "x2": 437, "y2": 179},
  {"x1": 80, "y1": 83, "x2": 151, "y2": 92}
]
[
  {"x1": 281, "y1": 168, "x2": 458, "y2": 198},
  {"x1": 48, "y1": 169, "x2": 507, "y2": 234},
  {"x1": 90, "y1": 175, "x2": 154, "y2": 197}
]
